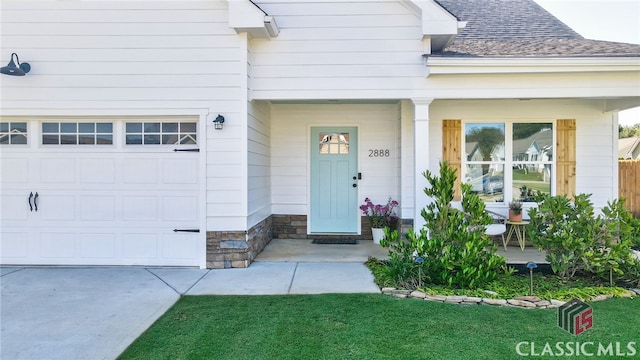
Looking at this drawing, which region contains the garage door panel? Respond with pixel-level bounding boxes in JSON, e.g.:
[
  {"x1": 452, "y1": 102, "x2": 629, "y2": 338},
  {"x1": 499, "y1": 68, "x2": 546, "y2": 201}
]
[
  {"x1": 122, "y1": 196, "x2": 158, "y2": 221},
  {"x1": 40, "y1": 232, "x2": 76, "y2": 258},
  {"x1": 41, "y1": 159, "x2": 75, "y2": 183},
  {"x1": 1, "y1": 118, "x2": 201, "y2": 267},
  {"x1": 1, "y1": 195, "x2": 30, "y2": 221},
  {"x1": 0, "y1": 158, "x2": 29, "y2": 183},
  {"x1": 79, "y1": 233, "x2": 116, "y2": 258},
  {"x1": 163, "y1": 158, "x2": 197, "y2": 184},
  {"x1": 79, "y1": 159, "x2": 116, "y2": 183},
  {"x1": 39, "y1": 195, "x2": 76, "y2": 221},
  {"x1": 122, "y1": 233, "x2": 158, "y2": 259},
  {"x1": 123, "y1": 159, "x2": 158, "y2": 184},
  {"x1": 79, "y1": 196, "x2": 116, "y2": 221},
  {"x1": 163, "y1": 195, "x2": 198, "y2": 221},
  {"x1": 0, "y1": 232, "x2": 29, "y2": 258},
  {"x1": 162, "y1": 233, "x2": 199, "y2": 260}
]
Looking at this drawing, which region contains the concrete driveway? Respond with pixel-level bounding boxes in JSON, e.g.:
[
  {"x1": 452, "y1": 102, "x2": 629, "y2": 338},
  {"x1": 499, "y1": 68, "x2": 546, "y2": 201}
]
[
  {"x1": 0, "y1": 267, "x2": 207, "y2": 360},
  {"x1": 0, "y1": 262, "x2": 379, "y2": 359}
]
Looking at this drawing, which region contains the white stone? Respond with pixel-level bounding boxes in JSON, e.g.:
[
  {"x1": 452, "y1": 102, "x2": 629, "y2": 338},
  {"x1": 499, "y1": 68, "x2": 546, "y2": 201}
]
[{"x1": 507, "y1": 299, "x2": 537, "y2": 308}]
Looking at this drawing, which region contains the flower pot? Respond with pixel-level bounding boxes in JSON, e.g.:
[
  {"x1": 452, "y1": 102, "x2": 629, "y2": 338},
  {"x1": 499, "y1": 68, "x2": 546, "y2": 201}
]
[
  {"x1": 509, "y1": 210, "x2": 523, "y2": 222},
  {"x1": 371, "y1": 228, "x2": 385, "y2": 245}
]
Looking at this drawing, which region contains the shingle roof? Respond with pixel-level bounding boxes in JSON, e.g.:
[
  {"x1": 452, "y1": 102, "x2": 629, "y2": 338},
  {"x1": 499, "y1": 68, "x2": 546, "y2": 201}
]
[{"x1": 434, "y1": 0, "x2": 640, "y2": 57}]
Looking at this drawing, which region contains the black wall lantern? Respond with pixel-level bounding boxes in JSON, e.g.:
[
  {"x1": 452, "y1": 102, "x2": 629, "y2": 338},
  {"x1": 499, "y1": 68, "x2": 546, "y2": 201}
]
[
  {"x1": 213, "y1": 114, "x2": 225, "y2": 130},
  {"x1": 1, "y1": 53, "x2": 31, "y2": 76}
]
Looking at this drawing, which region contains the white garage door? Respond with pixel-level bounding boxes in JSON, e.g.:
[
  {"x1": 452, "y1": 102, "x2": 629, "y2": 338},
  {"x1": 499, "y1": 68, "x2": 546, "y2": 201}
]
[{"x1": 0, "y1": 118, "x2": 202, "y2": 266}]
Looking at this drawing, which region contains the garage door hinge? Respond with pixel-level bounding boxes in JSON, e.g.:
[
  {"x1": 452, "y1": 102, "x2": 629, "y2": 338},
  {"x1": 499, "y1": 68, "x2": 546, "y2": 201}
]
[
  {"x1": 173, "y1": 229, "x2": 200, "y2": 233},
  {"x1": 173, "y1": 148, "x2": 199, "y2": 152}
]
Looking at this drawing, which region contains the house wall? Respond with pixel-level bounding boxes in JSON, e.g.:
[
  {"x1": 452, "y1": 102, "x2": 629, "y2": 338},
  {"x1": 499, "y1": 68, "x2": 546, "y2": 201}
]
[
  {"x1": 250, "y1": 0, "x2": 427, "y2": 100},
  {"x1": 429, "y1": 99, "x2": 618, "y2": 211},
  {"x1": 0, "y1": 1, "x2": 252, "y2": 232},
  {"x1": 247, "y1": 100, "x2": 272, "y2": 228},
  {"x1": 270, "y1": 103, "x2": 402, "y2": 222}
]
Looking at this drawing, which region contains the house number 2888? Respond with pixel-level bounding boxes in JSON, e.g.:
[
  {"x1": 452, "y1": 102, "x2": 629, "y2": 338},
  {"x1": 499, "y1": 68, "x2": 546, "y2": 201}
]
[{"x1": 369, "y1": 149, "x2": 390, "y2": 157}]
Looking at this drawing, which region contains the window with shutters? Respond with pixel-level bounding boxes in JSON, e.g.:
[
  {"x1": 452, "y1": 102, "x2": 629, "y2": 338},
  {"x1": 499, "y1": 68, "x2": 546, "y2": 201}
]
[{"x1": 443, "y1": 119, "x2": 574, "y2": 203}]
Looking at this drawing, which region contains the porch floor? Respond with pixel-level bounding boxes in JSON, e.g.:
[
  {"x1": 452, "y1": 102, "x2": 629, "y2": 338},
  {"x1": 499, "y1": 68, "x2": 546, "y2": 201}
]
[{"x1": 255, "y1": 238, "x2": 548, "y2": 265}]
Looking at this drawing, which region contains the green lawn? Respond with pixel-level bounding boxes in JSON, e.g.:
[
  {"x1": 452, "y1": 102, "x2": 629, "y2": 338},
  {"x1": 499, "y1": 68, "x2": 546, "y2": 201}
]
[{"x1": 118, "y1": 294, "x2": 639, "y2": 360}]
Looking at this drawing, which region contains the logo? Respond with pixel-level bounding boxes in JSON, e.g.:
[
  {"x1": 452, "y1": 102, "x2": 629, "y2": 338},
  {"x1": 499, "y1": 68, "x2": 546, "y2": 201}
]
[{"x1": 558, "y1": 299, "x2": 593, "y2": 335}]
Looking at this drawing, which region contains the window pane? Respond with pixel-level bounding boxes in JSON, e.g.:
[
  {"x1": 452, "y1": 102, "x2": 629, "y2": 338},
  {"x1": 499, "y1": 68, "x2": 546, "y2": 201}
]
[
  {"x1": 60, "y1": 123, "x2": 77, "y2": 133},
  {"x1": 180, "y1": 134, "x2": 197, "y2": 144},
  {"x1": 0, "y1": 123, "x2": 8, "y2": 132},
  {"x1": 96, "y1": 123, "x2": 113, "y2": 133},
  {"x1": 42, "y1": 123, "x2": 58, "y2": 133},
  {"x1": 513, "y1": 123, "x2": 553, "y2": 161},
  {"x1": 513, "y1": 164, "x2": 551, "y2": 202},
  {"x1": 78, "y1": 123, "x2": 94, "y2": 133},
  {"x1": 11, "y1": 134, "x2": 27, "y2": 144},
  {"x1": 126, "y1": 135, "x2": 142, "y2": 144},
  {"x1": 60, "y1": 134, "x2": 77, "y2": 144},
  {"x1": 319, "y1": 132, "x2": 349, "y2": 154},
  {"x1": 96, "y1": 134, "x2": 113, "y2": 144},
  {"x1": 78, "y1": 135, "x2": 95, "y2": 144},
  {"x1": 180, "y1": 122, "x2": 196, "y2": 132},
  {"x1": 162, "y1": 123, "x2": 178, "y2": 132},
  {"x1": 144, "y1": 123, "x2": 160, "y2": 132},
  {"x1": 126, "y1": 123, "x2": 142, "y2": 133},
  {"x1": 144, "y1": 134, "x2": 160, "y2": 144},
  {"x1": 13, "y1": 123, "x2": 27, "y2": 132},
  {"x1": 465, "y1": 164, "x2": 504, "y2": 202},
  {"x1": 42, "y1": 134, "x2": 59, "y2": 144},
  {"x1": 162, "y1": 134, "x2": 178, "y2": 144},
  {"x1": 465, "y1": 123, "x2": 505, "y2": 161}
]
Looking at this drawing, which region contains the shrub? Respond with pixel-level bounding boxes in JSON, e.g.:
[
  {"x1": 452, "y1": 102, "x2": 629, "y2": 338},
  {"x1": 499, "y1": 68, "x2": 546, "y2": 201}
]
[
  {"x1": 527, "y1": 193, "x2": 639, "y2": 283},
  {"x1": 380, "y1": 161, "x2": 508, "y2": 289}
]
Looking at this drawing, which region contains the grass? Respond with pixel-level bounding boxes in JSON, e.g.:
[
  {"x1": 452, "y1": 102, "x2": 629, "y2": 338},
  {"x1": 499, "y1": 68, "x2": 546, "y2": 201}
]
[{"x1": 118, "y1": 294, "x2": 639, "y2": 360}]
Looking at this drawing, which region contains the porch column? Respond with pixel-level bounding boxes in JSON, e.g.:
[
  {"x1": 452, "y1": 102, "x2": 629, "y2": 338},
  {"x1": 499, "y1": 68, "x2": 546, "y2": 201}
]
[{"x1": 412, "y1": 98, "x2": 433, "y2": 232}]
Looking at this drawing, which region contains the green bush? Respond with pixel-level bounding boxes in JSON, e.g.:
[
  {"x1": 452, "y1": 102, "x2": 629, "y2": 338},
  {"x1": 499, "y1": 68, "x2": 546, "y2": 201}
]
[
  {"x1": 380, "y1": 161, "x2": 509, "y2": 289},
  {"x1": 527, "y1": 193, "x2": 639, "y2": 284}
]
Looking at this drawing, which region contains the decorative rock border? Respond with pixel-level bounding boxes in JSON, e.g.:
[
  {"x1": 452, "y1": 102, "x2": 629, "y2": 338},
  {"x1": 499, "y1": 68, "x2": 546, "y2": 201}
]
[{"x1": 381, "y1": 288, "x2": 639, "y2": 309}]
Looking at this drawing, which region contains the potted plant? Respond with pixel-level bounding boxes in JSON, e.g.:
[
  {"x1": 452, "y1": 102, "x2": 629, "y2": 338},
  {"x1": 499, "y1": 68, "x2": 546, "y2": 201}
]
[
  {"x1": 360, "y1": 197, "x2": 399, "y2": 244},
  {"x1": 509, "y1": 201, "x2": 523, "y2": 222}
]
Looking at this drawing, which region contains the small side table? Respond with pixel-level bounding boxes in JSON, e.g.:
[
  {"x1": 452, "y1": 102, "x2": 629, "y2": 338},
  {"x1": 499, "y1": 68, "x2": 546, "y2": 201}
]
[{"x1": 505, "y1": 221, "x2": 530, "y2": 251}]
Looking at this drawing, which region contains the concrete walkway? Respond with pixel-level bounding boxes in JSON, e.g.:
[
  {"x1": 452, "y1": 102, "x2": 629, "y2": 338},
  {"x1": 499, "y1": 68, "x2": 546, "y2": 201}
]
[
  {"x1": 0, "y1": 240, "x2": 544, "y2": 359},
  {"x1": 0, "y1": 262, "x2": 378, "y2": 360}
]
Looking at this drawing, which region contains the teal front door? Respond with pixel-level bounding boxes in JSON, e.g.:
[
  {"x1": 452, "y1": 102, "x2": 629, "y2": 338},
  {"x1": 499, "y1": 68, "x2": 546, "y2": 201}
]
[{"x1": 310, "y1": 127, "x2": 358, "y2": 233}]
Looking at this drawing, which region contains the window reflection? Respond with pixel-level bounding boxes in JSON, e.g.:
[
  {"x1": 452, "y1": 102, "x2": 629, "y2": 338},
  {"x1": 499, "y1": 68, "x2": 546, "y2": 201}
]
[
  {"x1": 512, "y1": 123, "x2": 553, "y2": 202},
  {"x1": 466, "y1": 165, "x2": 504, "y2": 202},
  {"x1": 319, "y1": 133, "x2": 349, "y2": 154},
  {"x1": 465, "y1": 123, "x2": 505, "y2": 161}
]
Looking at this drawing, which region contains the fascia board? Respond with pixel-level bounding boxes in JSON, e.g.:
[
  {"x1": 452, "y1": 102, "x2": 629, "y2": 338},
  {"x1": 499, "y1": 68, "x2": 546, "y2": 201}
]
[
  {"x1": 228, "y1": 0, "x2": 278, "y2": 38},
  {"x1": 228, "y1": 0, "x2": 265, "y2": 29},
  {"x1": 409, "y1": 0, "x2": 461, "y2": 35},
  {"x1": 426, "y1": 57, "x2": 640, "y2": 75}
]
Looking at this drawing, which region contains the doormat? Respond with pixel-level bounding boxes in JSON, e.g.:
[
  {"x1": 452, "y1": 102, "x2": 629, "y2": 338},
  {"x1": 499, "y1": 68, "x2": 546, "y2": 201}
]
[{"x1": 311, "y1": 239, "x2": 358, "y2": 245}]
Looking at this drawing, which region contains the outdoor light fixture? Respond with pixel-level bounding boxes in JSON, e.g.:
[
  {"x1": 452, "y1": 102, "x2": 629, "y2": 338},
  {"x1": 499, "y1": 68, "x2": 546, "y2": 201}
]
[
  {"x1": 526, "y1": 261, "x2": 538, "y2": 296},
  {"x1": 213, "y1": 114, "x2": 225, "y2": 130},
  {"x1": 1, "y1": 53, "x2": 31, "y2": 76}
]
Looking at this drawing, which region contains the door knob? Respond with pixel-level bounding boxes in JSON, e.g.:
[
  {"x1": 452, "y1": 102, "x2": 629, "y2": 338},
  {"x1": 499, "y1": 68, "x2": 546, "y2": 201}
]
[{"x1": 352, "y1": 183, "x2": 357, "y2": 187}]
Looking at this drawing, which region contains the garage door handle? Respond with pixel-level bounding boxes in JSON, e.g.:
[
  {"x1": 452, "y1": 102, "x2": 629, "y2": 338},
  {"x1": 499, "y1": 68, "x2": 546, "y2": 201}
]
[
  {"x1": 28, "y1": 192, "x2": 33, "y2": 211},
  {"x1": 33, "y1": 192, "x2": 39, "y2": 212}
]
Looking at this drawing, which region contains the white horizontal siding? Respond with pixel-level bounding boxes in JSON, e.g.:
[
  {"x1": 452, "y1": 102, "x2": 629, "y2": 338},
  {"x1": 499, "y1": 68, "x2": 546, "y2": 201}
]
[
  {"x1": 250, "y1": 1, "x2": 424, "y2": 100},
  {"x1": 0, "y1": 1, "x2": 241, "y2": 112},
  {"x1": 271, "y1": 103, "x2": 401, "y2": 216},
  {"x1": 247, "y1": 100, "x2": 272, "y2": 228}
]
